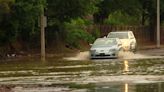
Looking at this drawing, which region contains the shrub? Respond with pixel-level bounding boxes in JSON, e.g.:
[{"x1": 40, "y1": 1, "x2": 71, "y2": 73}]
[
  {"x1": 64, "y1": 18, "x2": 95, "y2": 48},
  {"x1": 104, "y1": 11, "x2": 140, "y2": 25},
  {"x1": 91, "y1": 28, "x2": 100, "y2": 38}
]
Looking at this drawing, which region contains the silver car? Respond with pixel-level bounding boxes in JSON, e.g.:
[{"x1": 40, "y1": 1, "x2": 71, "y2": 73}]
[{"x1": 90, "y1": 38, "x2": 122, "y2": 59}]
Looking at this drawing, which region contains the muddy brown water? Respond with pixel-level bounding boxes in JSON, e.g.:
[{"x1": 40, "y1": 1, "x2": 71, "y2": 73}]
[
  {"x1": 0, "y1": 53, "x2": 163, "y2": 92},
  {"x1": 64, "y1": 51, "x2": 163, "y2": 60}
]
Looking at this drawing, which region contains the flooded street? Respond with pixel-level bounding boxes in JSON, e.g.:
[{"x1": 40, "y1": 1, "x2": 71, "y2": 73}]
[{"x1": 0, "y1": 51, "x2": 164, "y2": 92}]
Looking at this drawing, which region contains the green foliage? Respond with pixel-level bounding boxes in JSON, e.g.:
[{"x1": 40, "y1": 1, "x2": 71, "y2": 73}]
[
  {"x1": 64, "y1": 18, "x2": 95, "y2": 48},
  {"x1": 1, "y1": 0, "x2": 164, "y2": 52},
  {"x1": 66, "y1": 29, "x2": 94, "y2": 48},
  {"x1": 0, "y1": 0, "x2": 15, "y2": 14},
  {"x1": 46, "y1": 0, "x2": 99, "y2": 48},
  {"x1": 0, "y1": 0, "x2": 15, "y2": 45},
  {"x1": 91, "y1": 28, "x2": 100, "y2": 38},
  {"x1": 94, "y1": 0, "x2": 143, "y2": 24},
  {"x1": 47, "y1": 0, "x2": 99, "y2": 22},
  {"x1": 104, "y1": 11, "x2": 140, "y2": 25},
  {"x1": 0, "y1": 0, "x2": 46, "y2": 52}
]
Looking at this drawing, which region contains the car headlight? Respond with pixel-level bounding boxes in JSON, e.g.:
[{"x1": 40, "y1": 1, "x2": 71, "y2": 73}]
[{"x1": 90, "y1": 50, "x2": 96, "y2": 53}]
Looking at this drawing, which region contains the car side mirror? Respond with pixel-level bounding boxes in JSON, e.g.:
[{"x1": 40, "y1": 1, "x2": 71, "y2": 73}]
[
  {"x1": 89, "y1": 44, "x2": 93, "y2": 46},
  {"x1": 103, "y1": 36, "x2": 107, "y2": 38}
]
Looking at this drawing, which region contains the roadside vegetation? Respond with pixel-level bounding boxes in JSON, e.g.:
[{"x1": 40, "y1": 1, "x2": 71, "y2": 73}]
[{"x1": 0, "y1": 0, "x2": 164, "y2": 57}]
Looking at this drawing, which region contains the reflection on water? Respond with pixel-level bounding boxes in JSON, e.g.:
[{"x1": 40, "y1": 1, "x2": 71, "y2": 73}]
[
  {"x1": 0, "y1": 58, "x2": 163, "y2": 92},
  {"x1": 123, "y1": 60, "x2": 129, "y2": 72},
  {"x1": 125, "y1": 83, "x2": 128, "y2": 92}
]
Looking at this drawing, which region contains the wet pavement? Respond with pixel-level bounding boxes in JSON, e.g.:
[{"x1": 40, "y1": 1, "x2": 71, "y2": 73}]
[{"x1": 0, "y1": 51, "x2": 163, "y2": 92}]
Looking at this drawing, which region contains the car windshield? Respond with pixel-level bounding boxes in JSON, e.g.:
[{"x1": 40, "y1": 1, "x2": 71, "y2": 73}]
[
  {"x1": 108, "y1": 32, "x2": 128, "y2": 39},
  {"x1": 93, "y1": 39, "x2": 117, "y2": 46}
]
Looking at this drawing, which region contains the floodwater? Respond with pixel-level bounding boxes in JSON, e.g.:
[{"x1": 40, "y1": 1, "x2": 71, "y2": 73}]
[
  {"x1": 64, "y1": 51, "x2": 163, "y2": 60},
  {"x1": 0, "y1": 52, "x2": 164, "y2": 92}
]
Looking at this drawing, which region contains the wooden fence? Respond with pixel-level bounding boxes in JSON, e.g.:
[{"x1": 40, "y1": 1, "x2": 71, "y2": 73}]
[{"x1": 87, "y1": 25, "x2": 164, "y2": 45}]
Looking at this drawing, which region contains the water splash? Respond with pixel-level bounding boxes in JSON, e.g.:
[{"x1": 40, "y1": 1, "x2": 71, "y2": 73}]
[{"x1": 64, "y1": 51, "x2": 163, "y2": 61}]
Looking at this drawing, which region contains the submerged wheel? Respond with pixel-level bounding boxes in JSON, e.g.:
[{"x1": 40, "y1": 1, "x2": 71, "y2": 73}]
[{"x1": 132, "y1": 43, "x2": 137, "y2": 53}]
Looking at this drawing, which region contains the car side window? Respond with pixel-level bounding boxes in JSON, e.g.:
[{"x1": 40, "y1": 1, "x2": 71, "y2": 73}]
[{"x1": 129, "y1": 32, "x2": 134, "y2": 39}]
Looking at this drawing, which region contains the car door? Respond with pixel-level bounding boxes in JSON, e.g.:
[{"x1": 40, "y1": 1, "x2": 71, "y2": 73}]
[
  {"x1": 129, "y1": 32, "x2": 136, "y2": 49},
  {"x1": 117, "y1": 39, "x2": 123, "y2": 51}
]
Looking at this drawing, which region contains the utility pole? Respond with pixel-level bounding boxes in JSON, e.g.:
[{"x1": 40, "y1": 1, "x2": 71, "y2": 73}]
[
  {"x1": 41, "y1": 9, "x2": 46, "y2": 61},
  {"x1": 157, "y1": 0, "x2": 160, "y2": 48}
]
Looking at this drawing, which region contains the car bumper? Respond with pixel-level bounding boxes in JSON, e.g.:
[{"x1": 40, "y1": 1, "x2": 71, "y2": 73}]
[{"x1": 90, "y1": 52, "x2": 118, "y2": 59}]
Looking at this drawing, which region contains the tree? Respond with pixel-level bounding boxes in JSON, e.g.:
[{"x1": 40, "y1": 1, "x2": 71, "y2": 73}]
[
  {"x1": 45, "y1": 0, "x2": 100, "y2": 46},
  {"x1": 0, "y1": 0, "x2": 46, "y2": 51},
  {"x1": 94, "y1": 0, "x2": 164, "y2": 42},
  {"x1": 0, "y1": 0, "x2": 15, "y2": 46},
  {"x1": 138, "y1": 0, "x2": 164, "y2": 41},
  {"x1": 94, "y1": 0, "x2": 141, "y2": 24},
  {"x1": 47, "y1": 0, "x2": 99, "y2": 22},
  {"x1": 11, "y1": 0, "x2": 46, "y2": 49}
]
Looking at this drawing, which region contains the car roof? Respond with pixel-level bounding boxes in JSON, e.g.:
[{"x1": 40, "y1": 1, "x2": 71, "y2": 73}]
[
  {"x1": 97, "y1": 38, "x2": 119, "y2": 40},
  {"x1": 96, "y1": 38, "x2": 119, "y2": 41}
]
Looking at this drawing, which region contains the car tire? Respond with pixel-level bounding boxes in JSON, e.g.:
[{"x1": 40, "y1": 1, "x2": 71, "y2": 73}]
[{"x1": 131, "y1": 43, "x2": 137, "y2": 53}]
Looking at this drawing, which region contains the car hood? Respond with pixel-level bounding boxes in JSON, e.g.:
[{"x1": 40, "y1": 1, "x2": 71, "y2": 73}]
[
  {"x1": 120, "y1": 39, "x2": 130, "y2": 46},
  {"x1": 90, "y1": 45, "x2": 116, "y2": 50}
]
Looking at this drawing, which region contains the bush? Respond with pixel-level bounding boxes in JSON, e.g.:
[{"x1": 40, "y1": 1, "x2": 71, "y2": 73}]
[
  {"x1": 66, "y1": 29, "x2": 94, "y2": 48},
  {"x1": 91, "y1": 28, "x2": 100, "y2": 38},
  {"x1": 64, "y1": 18, "x2": 95, "y2": 48},
  {"x1": 104, "y1": 11, "x2": 140, "y2": 25}
]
